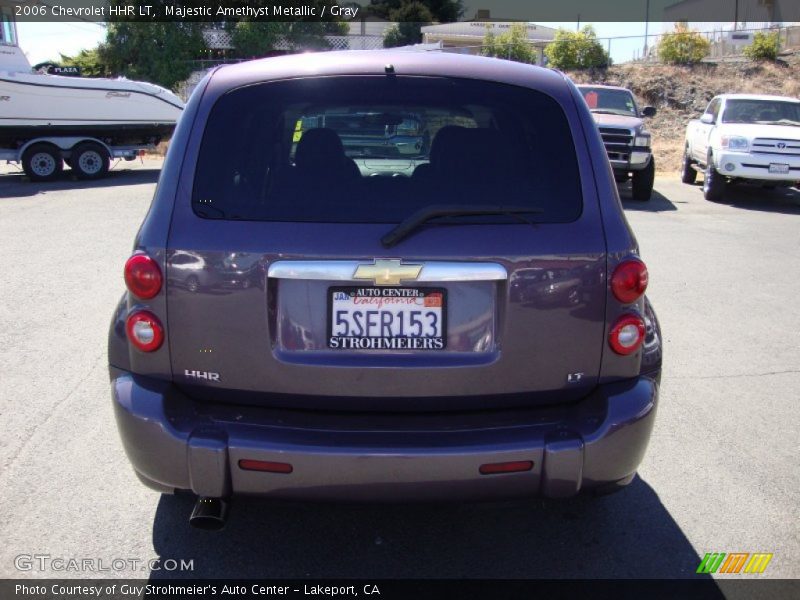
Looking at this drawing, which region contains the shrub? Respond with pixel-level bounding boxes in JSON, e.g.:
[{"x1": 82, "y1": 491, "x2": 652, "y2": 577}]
[
  {"x1": 544, "y1": 26, "x2": 610, "y2": 70},
  {"x1": 743, "y1": 31, "x2": 780, "y2": 61},
  {"x1": 657, "y1": 23, "x2": 710, "y2": 65},
  {"x1": 481, "y1": 23, "x2": 536, "y2": 64}
]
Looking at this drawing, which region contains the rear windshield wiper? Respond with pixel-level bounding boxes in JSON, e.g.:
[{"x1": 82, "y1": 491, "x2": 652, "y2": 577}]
[{"x1": 381, "y1": 204, "x2": 543, "y2": 248}]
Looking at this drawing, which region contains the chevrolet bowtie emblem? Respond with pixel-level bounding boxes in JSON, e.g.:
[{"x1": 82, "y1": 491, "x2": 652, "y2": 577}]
[{"x1": 353, "y1": 259, "x2": 423, "y2": 286}]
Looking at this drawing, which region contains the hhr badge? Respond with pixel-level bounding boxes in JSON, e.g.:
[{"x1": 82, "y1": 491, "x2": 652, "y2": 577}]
[
  {"x1": 353, "y1": 259, "x2": 423, "y2": 286},
  {"x1": 185, "y1": 369, "x2": 220, "y2": 382}
]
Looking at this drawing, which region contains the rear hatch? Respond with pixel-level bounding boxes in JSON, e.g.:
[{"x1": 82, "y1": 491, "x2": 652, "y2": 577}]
[{"x1": 166, "y1": 74, "x2": 607, "y2": 412}]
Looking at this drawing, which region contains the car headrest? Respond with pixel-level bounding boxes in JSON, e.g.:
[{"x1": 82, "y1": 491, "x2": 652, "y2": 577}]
[
  {"x1": 295, "y1": 128, "x2": 346, "y2": 171},
  {"x1": 429, "y1": 125, "x2": 468, "y2": 166}
]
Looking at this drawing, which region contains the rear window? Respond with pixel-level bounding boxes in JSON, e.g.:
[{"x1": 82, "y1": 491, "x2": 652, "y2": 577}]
[{"x1": 193, "y1": 76, "x2": 582, "y2": 223}]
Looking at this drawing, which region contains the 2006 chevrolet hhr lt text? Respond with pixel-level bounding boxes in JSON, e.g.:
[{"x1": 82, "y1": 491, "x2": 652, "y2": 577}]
[{"x1": 109, "y1": 51, "x2": 662, "y2": 529}]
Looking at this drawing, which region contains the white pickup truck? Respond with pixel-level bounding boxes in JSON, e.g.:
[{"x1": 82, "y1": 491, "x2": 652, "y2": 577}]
[{"x1": 682, "y1": 93, "x2": 800, "y2": 200}]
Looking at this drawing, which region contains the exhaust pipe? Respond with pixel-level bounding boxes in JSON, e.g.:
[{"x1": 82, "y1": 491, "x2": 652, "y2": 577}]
[{"x1": 189, "y1": 497, "x2": 229, "y2": 530}]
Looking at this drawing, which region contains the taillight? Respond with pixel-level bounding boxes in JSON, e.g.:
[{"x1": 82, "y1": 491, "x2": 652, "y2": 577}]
[
  {"x1": 124, "y1": 254, "x2": 162, "y2": 299},
  {"x1": 609, "y1": 314, "x2": 646, "y2": 355},
  {"x1": 611, "y1": 259, "x2": 648, "y2": 304},
  {"x1": 125, "y1": 311, "x2": 164, "y2": 352}
]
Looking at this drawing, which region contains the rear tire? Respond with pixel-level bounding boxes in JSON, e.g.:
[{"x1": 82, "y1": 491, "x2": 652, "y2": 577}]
[
  {"x1": 680, "y1": 146, "x2": 697, "y2": 184},
  {"x1": 72, "y1": 142, "x2": 109, "y2": 180},
  {"x1": 703, "y1": 154, "x2": 726, "y2": 201},
  {"x1": 22, "y1": 143, "x2": 63, "y2": 182},
  {"x1": 631, "y1": 158, "x2": 655, "y2": 201}
]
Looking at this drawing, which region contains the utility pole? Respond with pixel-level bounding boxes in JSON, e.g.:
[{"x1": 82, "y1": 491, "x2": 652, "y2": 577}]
[
  {"x1": 734, "y1": 0, "x2": 739, "y2": 30},
  {"x1": 576, "y1": 15, "x2": 580, "y2": 31},
  {"x1": 644, "y1": 0, "x2": 650, "y2": 56}
]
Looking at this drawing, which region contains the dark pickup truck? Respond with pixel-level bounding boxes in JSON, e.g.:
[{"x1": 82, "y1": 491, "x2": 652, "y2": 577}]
[{"x1": 578, "y1": 84, "x2": 657, "y2": 201}]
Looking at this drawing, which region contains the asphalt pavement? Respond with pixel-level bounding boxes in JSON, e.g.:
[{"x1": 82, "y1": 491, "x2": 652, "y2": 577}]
[{"x1": 0, "y1": 160, "x2": 798, "y2": 581}]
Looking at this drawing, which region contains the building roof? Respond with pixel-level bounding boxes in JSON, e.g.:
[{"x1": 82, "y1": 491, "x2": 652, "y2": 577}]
[{"x1": 421, "y1": 21, "x2": 556, "y2": 41}]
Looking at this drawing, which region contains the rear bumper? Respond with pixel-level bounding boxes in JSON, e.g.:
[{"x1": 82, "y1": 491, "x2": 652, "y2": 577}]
[{"x1": 111, "y1": 369, "x2": 659, "y2": 501}]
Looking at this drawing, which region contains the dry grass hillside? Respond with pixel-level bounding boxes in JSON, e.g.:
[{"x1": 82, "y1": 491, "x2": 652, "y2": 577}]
[{"x1": 566, "y1": 54, "x2": 800, "y2": 173}]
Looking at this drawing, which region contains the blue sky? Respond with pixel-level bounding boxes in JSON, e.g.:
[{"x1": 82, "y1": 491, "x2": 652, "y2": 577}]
[{"x1": 17, "y1": 21, "x2": 107, "y2": 64}]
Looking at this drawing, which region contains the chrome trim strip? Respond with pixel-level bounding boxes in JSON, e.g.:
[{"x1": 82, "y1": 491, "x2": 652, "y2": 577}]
[
  {"x1": 268, "y1": 261, "x2": 507, "y2": 282},
  {"x1": 418, "y1": 263, "x2": 507, "y2": 281}
]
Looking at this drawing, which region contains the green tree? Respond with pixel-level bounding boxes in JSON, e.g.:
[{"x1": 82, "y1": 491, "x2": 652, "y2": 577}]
[
  {"x1": 231, "y1": 0, "x2": 348, "y2": 56},
  {"x1": 230, "y1": 22, "x2": 286, "y2": 58},
  {"x1": 286, "y1": 20, "x2": 349, "y2": 50},
  {"x1": 742, "y1": 31, "x2": 780, "y2": 61},
  {"x1": 100, "y1": 21, "x2": 206, "y2": 90},
  {"x1": 481, "y1": 24, "x2": 535, "y2": 64},
  {"x1": 657, "y1": 23, "x2": 710, "y2": 65},
  {"x1": 383, "y1": 2, "x2": 434, "y2": 48},
  {"x1": 58, "y1": 47, "x2": 109, "y2": 77},
  {"x1": 544, "y1": 26, "x2": 610, "y2": 69}
]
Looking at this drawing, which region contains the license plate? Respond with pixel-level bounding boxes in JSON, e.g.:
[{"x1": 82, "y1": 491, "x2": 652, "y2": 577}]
[
  {"x1": 769, "y1": 163, "x2": 790, "y2": 174},
  {"x1": 328, "y1": 287, "x2": 446, "y2": 350}
]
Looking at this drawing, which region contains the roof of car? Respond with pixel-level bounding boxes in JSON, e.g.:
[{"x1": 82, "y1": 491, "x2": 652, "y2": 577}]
[
  {"x1": 716, "y1": 93, "x2": 800, "y2": 103},
  {"x1": 206, "y1": 50, "x2": 570, "y2": 99},
  {"x1": 575, "y1": 84, "x2": 632, "y2": 92}
]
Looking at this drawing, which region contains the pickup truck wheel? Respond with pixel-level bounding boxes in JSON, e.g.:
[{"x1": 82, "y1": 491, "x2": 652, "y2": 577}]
[
  {"x1": 22, "y1": 144, "x2": 63, "y2": 182},
  {"x1": 631, "y1": 158, "x2": 655, "y2": 201},
  {"x1": 72, "y1": 142, "x2": 110, "y2": 180},
  {"x1": 680, "y1": 147, "x2": 697, "y2": 184},
  {"x1": 703, "y1": 155, "x2": 726, "y2": 201}
]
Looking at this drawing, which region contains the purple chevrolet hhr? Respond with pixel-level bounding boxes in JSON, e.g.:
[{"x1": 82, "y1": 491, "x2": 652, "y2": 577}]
[{"x1": 109, "y1": 50, "x2": 662, "y2": 529}]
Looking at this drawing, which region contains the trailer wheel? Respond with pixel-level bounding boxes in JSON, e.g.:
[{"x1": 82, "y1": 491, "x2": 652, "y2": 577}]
[
  {"x1": 22, "y1": 144, "x2": 63, "y2": 182},
  {"x1": 72, "y1": 142, "x2": 109, "y2": 180}
]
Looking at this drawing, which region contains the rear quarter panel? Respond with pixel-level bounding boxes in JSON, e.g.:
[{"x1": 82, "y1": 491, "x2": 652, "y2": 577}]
[
  {"x1": 110, "y1": 71, "x2": 216, "y2": 379},
  {"x1": 565, "y1": 81, "x2": 647, "y2": 383}
]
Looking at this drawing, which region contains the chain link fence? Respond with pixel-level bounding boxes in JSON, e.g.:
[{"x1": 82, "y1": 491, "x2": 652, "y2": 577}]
[
  {"x1": 424, "y1": 24, "x2": 800, "y2": 65},
  {"x1": 178, "y1": 25, "x2": 800, "y2": 98}
]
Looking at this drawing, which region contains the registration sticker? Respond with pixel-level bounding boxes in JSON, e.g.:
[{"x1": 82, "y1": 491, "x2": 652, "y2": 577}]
[{"x1": 328, "y1": 287, "x2": 446, "y2": 350}]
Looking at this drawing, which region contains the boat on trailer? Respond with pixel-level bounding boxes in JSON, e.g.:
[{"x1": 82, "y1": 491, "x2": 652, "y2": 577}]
[{"x1": 0, "y1": 2, "x2": 184, "y2": 180}]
